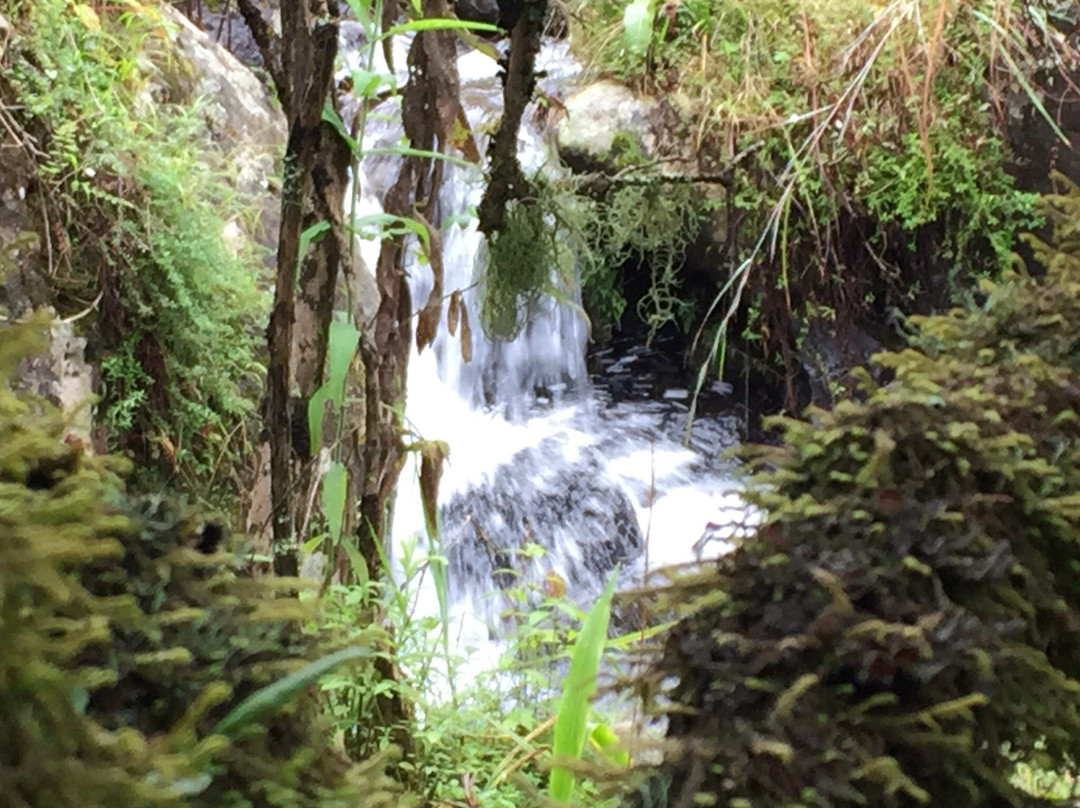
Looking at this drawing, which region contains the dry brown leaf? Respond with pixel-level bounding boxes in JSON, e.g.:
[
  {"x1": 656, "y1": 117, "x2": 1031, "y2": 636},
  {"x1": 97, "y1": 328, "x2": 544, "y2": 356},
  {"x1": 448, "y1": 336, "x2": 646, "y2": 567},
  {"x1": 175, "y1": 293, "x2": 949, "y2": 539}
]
[
  {"x1": 459, "y1": 300, "x2": 473, "y2": 363},
  {"x1": 414, "y1": 212, "x2": 444, "y2": 352},
  {"x1": 448, "y1": 289, "x2": 462, "y2": 335},
  {"x1": 418, "y1": 440, "x2": 448, "y2": 537}
]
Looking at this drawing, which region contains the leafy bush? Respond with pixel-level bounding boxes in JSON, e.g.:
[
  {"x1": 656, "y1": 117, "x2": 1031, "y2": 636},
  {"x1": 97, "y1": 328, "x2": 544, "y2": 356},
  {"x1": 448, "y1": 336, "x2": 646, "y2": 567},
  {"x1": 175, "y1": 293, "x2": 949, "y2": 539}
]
[
  {"x1": 0, "y1": 0, "x2": 268, "y2": 500},
  {"x1": 568, "y1": 0, "x2": 1052, "y2": 399},
  {"x1": 639, "y1": 181, "x2": 1080, "y2": 807},
  {"x1": 0, "y1": 317, "x2": 399, "y2": 808}
]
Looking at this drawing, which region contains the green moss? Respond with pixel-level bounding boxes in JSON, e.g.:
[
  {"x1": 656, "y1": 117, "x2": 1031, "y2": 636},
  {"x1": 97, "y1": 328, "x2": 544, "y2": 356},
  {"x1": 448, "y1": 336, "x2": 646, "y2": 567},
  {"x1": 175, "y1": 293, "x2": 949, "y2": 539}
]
[
  {"x1": 0, "y1": 0, "x2": 268, "y2": 504},
  {"x1": 567, "y1": 0, "x2": 1051, "y2": 391},
  {"x1": 641, "y1": 180, "x2": 1080, "y2": 807},
  {"x1": 0, "y1": 317, "x2": 403, "y2": 808}
]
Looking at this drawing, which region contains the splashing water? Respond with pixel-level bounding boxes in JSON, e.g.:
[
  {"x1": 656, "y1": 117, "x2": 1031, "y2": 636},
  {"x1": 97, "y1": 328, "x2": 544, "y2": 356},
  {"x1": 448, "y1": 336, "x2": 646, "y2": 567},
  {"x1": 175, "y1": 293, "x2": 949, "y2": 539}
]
[{"x1": 348, "y1": 39, "x2": 752, "y2": 668}]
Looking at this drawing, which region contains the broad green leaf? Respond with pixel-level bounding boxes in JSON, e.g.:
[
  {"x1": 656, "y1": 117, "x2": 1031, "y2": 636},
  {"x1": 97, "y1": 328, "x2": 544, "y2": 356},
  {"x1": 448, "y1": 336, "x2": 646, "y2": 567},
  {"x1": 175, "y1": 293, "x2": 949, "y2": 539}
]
[
  {"x1": 212, "y1": 645, "x2": 374, "y2": 737},
  {"x1": 323, "y1": 461, "x2": 348, "y2": 544},
  {"x1": 322, "y1": 101, "x2": 359, "y2": 152},
  {"x1": 326, "y1": 313, "x2": 360, "y2": 410},
  {"x1": 550, "y1": 571, "x2": 618, "y2": 803},
  {"x1": 340, "y1": 539, "x2": 369, "y2": 585},
  {"x1": 307, "y1": 386, "x2": 330, "y2": 452},
  {"x1": 298, "y1": 221, "x2": 331, "y2": 275},
  {"x1": 351, "y1": 68, "x2": 395, "y2": 98},
  {"x1": 589, "y1": 722, "x2": 629, "y2": 766},
  {"x1": 351, "y1": 212, "x2": 431, "y2": 249},
  {"x1": 623, "y1": 0, "x2": 656, "y2": 58}
]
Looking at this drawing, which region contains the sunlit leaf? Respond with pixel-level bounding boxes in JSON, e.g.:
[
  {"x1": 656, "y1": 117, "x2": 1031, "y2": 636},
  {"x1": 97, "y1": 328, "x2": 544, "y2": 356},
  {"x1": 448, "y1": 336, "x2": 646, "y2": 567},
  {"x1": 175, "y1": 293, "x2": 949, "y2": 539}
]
[
  {"x1": 623, "y1": 0, "x2": 656, "y2": 58},
  {"x1": 212, "y1": 646, "x2": 374, "y2": 737},
  {"x1": 589, "y1": 723, "x2": 629, "y2": 766},
  {"x1": 550, "y1": 572, "x2": 618, "y2": 803},
  {"x1": 323, "y1": 461, "x2": 348, "y2": 545},
  {"x1": 73, "y1": 3, "x2": 101, "y2": 30}
]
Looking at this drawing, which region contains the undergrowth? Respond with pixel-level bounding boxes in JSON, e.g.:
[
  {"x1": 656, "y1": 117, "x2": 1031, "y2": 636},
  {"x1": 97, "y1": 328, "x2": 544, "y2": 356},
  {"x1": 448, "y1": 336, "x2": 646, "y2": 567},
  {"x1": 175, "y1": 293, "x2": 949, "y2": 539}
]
[
  {"x1": 639, "y1": 179, "x2": 1080, "y2": 808},
  {"x1": 566, "y1": 0, "x2": 1063, "y2": 402},
  {"x1": 0, "y1": 315, "x2": 400, "y2": 808},
  {"x1": 1, "y1": 0, "x2": 268, "y2": 505},
  {"x1": 317, "y1": 536, "x2": 631, "y2": 808}
]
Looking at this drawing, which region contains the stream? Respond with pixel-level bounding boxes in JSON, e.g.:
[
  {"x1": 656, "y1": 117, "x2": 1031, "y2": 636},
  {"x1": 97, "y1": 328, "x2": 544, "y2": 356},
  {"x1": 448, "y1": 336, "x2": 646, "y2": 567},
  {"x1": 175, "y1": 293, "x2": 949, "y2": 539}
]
[{"x1": 348, "y1": 35, "x2": 750, "y2": 670}]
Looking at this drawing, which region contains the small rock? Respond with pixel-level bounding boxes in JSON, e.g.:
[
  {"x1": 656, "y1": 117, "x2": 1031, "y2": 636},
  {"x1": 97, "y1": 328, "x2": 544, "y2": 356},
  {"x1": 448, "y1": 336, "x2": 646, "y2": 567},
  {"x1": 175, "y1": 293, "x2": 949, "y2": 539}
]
[{"x1": 556, "y1": 80, "x2": 659, "y2": 172}]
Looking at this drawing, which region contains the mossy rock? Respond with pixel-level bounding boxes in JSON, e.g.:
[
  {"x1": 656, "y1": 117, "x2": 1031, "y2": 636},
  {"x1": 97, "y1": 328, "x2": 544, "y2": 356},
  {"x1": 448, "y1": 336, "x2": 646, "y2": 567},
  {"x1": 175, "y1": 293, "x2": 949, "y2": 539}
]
[
  {"x1": 0, "y1": 315, "x2": 402, "y2": 808},
  {"x1": 641, "y1": 181, "x2": 1080, "y2": 807}
]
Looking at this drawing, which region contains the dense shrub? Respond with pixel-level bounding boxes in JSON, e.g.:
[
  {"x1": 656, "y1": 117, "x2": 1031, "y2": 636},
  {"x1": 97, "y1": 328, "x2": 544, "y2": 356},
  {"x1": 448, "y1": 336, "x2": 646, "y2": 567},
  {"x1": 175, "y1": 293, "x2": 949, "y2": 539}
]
[
  {"x1": 0, "y1": 317, "x2": 400, "y2": 808},
  {"x1": 641, "y1": 182, "x2": 1080, "y2": 807},
  {"x1": 0, "y1": 0, "x2": 268, "y2": 500}
]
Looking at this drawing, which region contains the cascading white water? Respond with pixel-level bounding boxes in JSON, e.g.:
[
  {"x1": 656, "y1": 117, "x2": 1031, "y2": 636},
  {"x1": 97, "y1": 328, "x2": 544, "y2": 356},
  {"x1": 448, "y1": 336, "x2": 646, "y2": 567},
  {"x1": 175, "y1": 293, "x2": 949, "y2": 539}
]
[{"x1": 350, "y1": 37, "x2": 750, "y2": 661}]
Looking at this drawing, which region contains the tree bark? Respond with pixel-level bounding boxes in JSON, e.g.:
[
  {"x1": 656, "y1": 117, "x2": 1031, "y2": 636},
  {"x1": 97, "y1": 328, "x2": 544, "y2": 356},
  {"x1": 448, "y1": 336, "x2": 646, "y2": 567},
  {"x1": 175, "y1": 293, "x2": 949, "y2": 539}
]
[
  {"x1": 242, "y1": 0, "x2": 342, "y2": 576},
  {"x1": 477, "y1": 0, "x2": 547, "y2": 237}
]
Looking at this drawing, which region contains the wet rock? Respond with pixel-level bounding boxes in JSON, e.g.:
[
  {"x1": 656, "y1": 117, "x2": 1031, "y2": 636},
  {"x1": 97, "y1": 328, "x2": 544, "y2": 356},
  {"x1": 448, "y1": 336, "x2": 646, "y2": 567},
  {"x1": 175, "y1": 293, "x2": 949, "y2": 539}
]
[
  {"x1": 150, "y1": 4, "x2": 285, "y2": 253},
  {"x1": 556, "y1": 80, "x2": 660, "y2": 172},
  {"x1": 441, "y1": 437, "x2": 644, "y2": 624},
  {"x1": 182, "y1": 0, "x2": 278, "y2": 67},
  {"x1": 455, "y1": 0, "x2": 501, "y2": 25}
]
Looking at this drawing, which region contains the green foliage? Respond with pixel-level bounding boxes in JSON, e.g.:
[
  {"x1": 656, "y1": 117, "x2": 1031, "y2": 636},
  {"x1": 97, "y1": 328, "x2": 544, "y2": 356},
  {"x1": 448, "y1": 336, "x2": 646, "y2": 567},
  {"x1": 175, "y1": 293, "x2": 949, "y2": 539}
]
[
  {"x1": 483, "y1": 171, "x2": 703, "y2": 340},
  {"x1": 550, "y1": 572, "x2": 618, "y2": 803},
  {"x1": 319, "y1": 538, "x2": 628, "y2": 808},
  {"x1": 640, "y1": 181, "x2": 1080, "y2": 807},
  {"x1": 483, "y1": 195, "x2": 578, "y2": 340},
  {"x1": 579, "y1": 179, "x2": 701, "y2": 339},
  {"x1": 570, "y1": 0, "x2": 1052, "y2": 391},
  {"x1": 1, "y1": 0, "x2": 268, "y2": 500},
  {"x1": 0, "y1": 317, "x2": 401, "y2": 808}
]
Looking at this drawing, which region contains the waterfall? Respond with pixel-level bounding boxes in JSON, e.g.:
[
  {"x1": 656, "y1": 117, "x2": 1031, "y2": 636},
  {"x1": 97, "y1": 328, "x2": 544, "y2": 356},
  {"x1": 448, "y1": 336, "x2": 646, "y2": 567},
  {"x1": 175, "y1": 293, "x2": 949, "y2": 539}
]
[{"x1": 349, "y1": 37, "x2": 749, "y2": 658}]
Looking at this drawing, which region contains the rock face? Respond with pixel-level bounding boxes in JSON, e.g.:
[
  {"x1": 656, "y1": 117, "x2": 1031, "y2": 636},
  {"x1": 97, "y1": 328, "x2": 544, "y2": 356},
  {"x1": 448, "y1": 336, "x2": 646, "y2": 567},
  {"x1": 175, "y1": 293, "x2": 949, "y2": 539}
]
[
  {"x1": 1, "y1": 0, "x2": 287, "y2": 438},
  {"x1": 153, "y1": 4, "x2": 285, "y2": 249},
  {"x1": 556, "y1": 80, "x2": 660, "y2": 171},
  {"x1": 441, "y1": 438, "x2": 644, "y2": 628}
]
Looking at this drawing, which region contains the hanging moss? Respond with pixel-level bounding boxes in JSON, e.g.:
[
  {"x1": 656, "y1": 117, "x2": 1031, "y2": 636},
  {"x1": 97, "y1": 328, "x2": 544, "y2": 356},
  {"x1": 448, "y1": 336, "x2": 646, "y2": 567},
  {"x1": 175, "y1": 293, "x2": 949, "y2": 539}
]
[
  {"x1": 640, "y1": 180, "x2": 1080, "y2": 808},
  {"x1": 0, "y1": 315, "x2": 403, "y2": 808}
]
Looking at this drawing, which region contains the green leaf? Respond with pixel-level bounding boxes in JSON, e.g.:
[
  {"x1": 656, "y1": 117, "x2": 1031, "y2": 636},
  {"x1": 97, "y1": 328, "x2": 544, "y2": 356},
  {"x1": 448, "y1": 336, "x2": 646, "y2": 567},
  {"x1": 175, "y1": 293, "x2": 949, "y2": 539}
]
[
  {"x1": 549, "y1": 571, "x2": 618, "y2": 803},
  {"x1": 351, "y1": 68, "x2": 395, "y2": 98},
  {"x1": 623, "y1": 0, "x2": 656, "y2": 58},
  {"x1": 298, "y1": 220, "x2": 331, "y2": 276},
  {"x1": 321, "y1": 101, "x2": 359, "y2": 152},
  {"x1": 365, "y1": 146, "x2": 474, "y2": 169},
  {"x1": 307, "y1": 386, "x2": 330, "y2": 452},
  {"x1": 323, "y1": 461, "x2": 348, "y2": 545},
  {"x1": 589, "y1": 722, "x2": 629, "y2": 766},
  {"x1": 326, "y1": 313, "x2": 361, "y2": 411},
  {"x1": 351, "y1": 212, "x2": 431, "y2": 250},
  {"x1": 381, "y1": 18, "x2": 500, "y2": 39},
  {"x1": 212, "y1": 645, "x2": 374, "y2": 737}
]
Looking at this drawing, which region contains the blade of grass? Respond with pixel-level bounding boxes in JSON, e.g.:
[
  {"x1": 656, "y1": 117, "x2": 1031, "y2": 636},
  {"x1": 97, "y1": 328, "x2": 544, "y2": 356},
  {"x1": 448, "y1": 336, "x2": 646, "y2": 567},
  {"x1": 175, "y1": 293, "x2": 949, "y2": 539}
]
[
  {"x1": 212, "y1": 645, "x2": 374, "y2": 737},
  {"x1": 549, "y1": 571, "x2": 618, "y2": 804}
]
